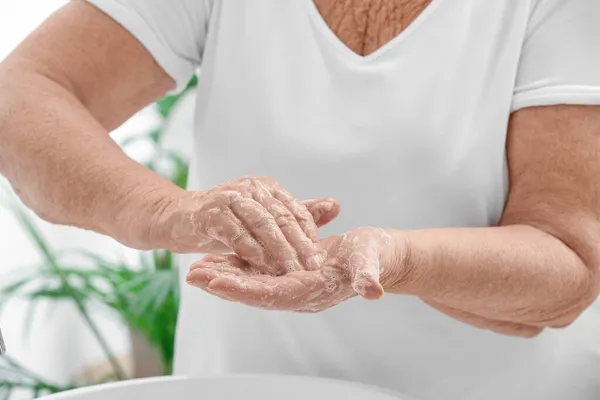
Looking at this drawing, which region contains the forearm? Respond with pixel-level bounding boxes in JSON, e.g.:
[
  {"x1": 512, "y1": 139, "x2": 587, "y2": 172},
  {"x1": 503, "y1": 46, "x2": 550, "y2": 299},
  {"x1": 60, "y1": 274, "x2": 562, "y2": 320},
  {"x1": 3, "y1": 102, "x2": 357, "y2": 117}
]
[
  {"x1": 382, "y1": 224, "x2": 599, "y2": 327},
  {"x1": 0, "y1": 70, "x2": 183, "y2": 249}
]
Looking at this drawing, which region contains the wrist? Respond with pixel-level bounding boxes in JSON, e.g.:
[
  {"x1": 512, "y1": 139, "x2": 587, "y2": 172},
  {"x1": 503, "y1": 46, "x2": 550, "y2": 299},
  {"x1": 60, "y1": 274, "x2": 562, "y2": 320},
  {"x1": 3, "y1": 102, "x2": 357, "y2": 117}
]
[
  {"x1": 105, "y1": 182, "x2": 186, "y2": 250},
  {"x1": 379, "y1": 229, "x2": 421, "y2": 294}
]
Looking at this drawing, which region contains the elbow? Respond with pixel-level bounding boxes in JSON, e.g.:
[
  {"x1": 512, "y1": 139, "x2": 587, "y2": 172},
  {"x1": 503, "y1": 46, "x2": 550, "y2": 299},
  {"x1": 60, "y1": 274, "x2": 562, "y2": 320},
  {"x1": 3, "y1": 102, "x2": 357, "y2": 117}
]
[
  {"x1": 518, "y1": 328, "x2": 544, "y2": 339},
  {"x1": 535, "y1": 267, "x2": 600, "y2": 330},
  {"x1": 514, "y1": 222, "x2": 600, "y2": 330},
  {"x1": 499, "y1": 325, "x2": 544, "y2": 339}
]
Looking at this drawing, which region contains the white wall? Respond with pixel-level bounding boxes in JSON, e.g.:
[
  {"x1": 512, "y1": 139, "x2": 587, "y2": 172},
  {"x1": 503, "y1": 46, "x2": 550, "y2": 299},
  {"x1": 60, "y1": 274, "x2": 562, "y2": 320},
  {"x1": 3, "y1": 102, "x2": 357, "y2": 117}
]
[{"x1": 0, "y1": 1, "x2": 66, "y2": 60}]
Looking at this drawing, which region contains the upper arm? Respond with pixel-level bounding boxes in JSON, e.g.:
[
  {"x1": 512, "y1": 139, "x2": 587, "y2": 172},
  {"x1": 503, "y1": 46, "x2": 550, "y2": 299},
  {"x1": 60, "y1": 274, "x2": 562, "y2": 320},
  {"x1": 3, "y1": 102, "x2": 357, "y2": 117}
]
[
  {"x1": 0, "y1": 0, "x2": 210, "y2": 130},
  {"x1": 502, "y1": 106, "x2": 600, "y2": 270},
  {"x1": 502, "y1": 0, "x2": 600, "y2": 283}
]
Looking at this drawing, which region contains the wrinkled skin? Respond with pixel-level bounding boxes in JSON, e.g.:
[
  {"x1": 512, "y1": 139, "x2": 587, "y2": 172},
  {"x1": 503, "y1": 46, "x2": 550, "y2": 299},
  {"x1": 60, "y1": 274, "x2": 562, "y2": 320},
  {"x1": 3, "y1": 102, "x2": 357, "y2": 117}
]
[
  {"x1": 314, "y1": 0, "x2": 433, "y2": 56},
  {"x1": 154, "y1": 176, "x2": 341, "y2": 275},
  {"x1": 186, "y1": 227, "x2": 393, "y2": 312}
]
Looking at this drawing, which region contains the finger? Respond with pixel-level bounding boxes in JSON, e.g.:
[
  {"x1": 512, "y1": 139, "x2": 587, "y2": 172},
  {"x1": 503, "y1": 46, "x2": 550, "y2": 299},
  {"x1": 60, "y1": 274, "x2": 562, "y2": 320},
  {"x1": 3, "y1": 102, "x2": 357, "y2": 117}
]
[
  {"x1": 186, "y1": 264, "x2": 247, "y2": 289},
  {"x1": 252, "y1": 183, "x2": 323, "y2": 271},
  {"x1": 228, "y1": 192, "x2": 306, "y2": 273},
  {"x1": 203, "y1": 205, "x2": 277, "y2": 274},
  {"x1": 347, "y1": 246, "x2": 385, "y2": 301},
  {"x1": 187, "y1": 256, "x2": 275, "y2": 286},
  {"x1": 269, "y1": 188, "x2": 329, "y2": 269},
  {"x1": 301, "y1": 198, "x2": 341, "y2": 228},
  {"x1": 206, "y1": 271, "x2": 324, "y2": 310},
  {"x1": 187, "y1": 260, "x2": 273, "y2": 293},
  {"x1": 193, "y1": 254, "x2": 228, "y2": 264},
  {"x1": 191, "y1": 254, "x2": 249, "y2": 269},
  {"x1": 424, "y1": 300, "x2": 543, "y2": 338},
  {"x1": 268, "y1": 185, "x2": 320, "y2": 244}
]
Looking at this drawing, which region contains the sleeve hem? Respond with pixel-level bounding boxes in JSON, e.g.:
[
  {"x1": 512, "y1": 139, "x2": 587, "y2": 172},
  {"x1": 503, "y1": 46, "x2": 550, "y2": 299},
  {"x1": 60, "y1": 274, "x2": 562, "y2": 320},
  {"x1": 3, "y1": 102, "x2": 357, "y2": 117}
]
[
  {"x1": 511, "y1": 85, "x2": 600, "y2": 112},
  {"x1": 85, "y1": 0, "x2": 196, "y2": 93}
]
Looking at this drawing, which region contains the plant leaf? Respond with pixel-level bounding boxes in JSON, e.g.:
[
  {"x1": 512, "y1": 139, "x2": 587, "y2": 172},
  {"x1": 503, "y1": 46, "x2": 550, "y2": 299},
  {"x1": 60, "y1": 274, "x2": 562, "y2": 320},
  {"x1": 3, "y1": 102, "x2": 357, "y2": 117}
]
[
  {"x1": 155, "y1": 74, "x2": 197, "y2": 119},
  {"x1": 185, "y1": 75, "x2": 198, "y2": 90},
  {"x1": 156, "y1": 95, "x2": 180, "y2": 119},
  {"x1": 1, "y1": 276, "x2": 34, "y2": 296},
  {"x1": 162, "y1": 150, "x2": 189, "y2": 188},
  {"x1": 148, "y1": 128, "x2": 162, "y2": 143}
]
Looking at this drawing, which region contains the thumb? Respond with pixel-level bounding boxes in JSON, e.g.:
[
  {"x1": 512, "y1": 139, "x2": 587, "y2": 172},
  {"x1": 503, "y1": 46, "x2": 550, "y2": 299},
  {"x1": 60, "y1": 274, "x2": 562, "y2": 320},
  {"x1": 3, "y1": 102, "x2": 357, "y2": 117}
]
[
  {"x1": 301, "y1": 198, "x2": 341, "y2": 228},
  {"x1": 348, "y1": 253, "x2": 385, "y2": 301}
]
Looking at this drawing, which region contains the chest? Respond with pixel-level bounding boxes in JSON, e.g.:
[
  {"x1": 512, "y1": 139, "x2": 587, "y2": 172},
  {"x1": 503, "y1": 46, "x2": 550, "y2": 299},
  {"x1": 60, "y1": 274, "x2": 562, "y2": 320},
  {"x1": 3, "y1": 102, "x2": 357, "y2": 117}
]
[
  {"x1": 198, "y1": 0, "x2": 530, "y2": 193},
  {"x1": 194, "y1": 1, "x2": 534, "y2": 229},
  {"x1": 202, "y1": 0, "x2": 531, "y2": 130},
  {"x1": 312, "y1": 0, "x2": 433, "y2": 56}
]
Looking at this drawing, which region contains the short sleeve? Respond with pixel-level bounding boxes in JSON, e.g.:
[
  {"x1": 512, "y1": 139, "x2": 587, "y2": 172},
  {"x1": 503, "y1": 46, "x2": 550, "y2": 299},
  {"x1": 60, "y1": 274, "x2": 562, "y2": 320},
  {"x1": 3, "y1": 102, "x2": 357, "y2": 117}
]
[
  {"x1": 512, "y1": 0, "x2": 600, "y2": 112},
  {"x1": 85, "y1": 0, "x2": 211, "y2": 93}
]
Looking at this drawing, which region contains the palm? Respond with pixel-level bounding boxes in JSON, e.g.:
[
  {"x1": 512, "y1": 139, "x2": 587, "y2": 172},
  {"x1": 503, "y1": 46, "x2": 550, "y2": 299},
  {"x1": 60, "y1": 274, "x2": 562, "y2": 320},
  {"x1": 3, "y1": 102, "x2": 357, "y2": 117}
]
[{"x1": 186, "y1": 227, "x2": 390, "y2": 312}]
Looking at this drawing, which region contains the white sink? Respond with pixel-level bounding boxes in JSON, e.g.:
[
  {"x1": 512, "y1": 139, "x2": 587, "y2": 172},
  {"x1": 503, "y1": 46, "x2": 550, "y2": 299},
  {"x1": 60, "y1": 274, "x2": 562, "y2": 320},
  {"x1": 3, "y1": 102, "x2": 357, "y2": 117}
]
[{"x1": 39, "y1": 375, "x2": 409, "y2": 400}]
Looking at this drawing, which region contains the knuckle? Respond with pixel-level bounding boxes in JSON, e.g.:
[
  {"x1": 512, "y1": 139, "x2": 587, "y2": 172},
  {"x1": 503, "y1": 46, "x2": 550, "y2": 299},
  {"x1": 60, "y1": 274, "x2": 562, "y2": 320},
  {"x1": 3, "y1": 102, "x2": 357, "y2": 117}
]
[
  {"x1": 252, "y1": 215, "x2": 277, "y2": 232},
  {"x1": 274, "y1": 189, "x2": 293, "y2": 202},
  {"x1": 274, "y1": 212, "x2": 296, "y2": 228},
  {"x1": 203, "y1": 208, "x2": 230, "y2": 229},
  {"x1": 212, "y1": 190, "x2": 238, "y2": 205},
  {"x1": 294, "y1": 240, "x2": 317, "y2": 260},
  {"x1": 232, "y1": 176, "x2": 259, "y2": 192},
  {"x1": 295, "y1": 206, "x2": 312, "y2": 221}
]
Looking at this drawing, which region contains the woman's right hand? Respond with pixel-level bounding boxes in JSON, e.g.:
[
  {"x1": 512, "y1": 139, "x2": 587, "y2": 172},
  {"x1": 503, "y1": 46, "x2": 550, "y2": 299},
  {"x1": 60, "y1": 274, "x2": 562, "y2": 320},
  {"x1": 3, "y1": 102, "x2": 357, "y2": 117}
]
[{"x1": 149, "y1": 176, "x2": 340, "y2": 275}]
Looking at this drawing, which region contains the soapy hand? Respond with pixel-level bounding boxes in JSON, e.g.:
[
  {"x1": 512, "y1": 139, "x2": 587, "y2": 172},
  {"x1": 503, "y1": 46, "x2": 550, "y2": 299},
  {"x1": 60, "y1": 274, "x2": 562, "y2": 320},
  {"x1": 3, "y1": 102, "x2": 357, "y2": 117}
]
[
  {"x1": 186, "y1": 227, "x2": 393, "y2": 312},
  {"x1": 151, "y1": 176, "x2": 340, "y2": 275}
]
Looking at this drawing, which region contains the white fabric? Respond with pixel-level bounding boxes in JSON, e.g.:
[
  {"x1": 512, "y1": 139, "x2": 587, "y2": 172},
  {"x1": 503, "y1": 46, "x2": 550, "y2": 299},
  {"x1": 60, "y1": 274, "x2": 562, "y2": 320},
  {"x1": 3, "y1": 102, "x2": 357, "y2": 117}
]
[{"x1": 85, "y1": 0, "x2": 600, "y2": 399}]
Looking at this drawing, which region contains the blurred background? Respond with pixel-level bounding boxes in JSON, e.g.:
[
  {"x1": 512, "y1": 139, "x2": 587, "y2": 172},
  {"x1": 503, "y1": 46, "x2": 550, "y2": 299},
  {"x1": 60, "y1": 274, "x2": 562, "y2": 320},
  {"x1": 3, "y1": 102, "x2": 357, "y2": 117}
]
[{"x1": 0, "y1": 1, "x2": 197, "y2": 398}]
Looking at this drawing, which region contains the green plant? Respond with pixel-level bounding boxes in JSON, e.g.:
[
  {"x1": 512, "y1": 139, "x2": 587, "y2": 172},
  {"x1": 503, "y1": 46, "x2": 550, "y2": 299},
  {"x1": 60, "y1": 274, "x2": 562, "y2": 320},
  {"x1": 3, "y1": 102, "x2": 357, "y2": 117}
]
[
  {"x1": 0, "y1": 204, "x2": 181, "y2": 373},
  {"x1": 0, "y1": 76, "x2": 197, "y2": 398}
]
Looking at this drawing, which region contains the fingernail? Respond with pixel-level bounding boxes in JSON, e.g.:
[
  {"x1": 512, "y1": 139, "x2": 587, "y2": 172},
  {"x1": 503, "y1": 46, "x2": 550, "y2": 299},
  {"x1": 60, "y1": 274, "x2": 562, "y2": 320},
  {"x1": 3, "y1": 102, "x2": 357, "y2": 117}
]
[
  {"x1": 316, "y1": 201, "x2": 335, "y2": 212},
  {"x1": 353, "y1": 276, "x2": 385, "y2": 300},
  {"x1": 361, "y1": 284, "x2": 385, "y2": 300},
  {"x1": 186, "y1": 279, "x2": 201, "y2": 288}
]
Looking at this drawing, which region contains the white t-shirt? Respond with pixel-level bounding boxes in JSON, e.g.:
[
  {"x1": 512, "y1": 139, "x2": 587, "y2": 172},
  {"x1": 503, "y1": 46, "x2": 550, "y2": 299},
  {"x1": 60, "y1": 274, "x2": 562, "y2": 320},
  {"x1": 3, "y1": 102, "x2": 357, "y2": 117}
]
[{"x1": 85, "y1": 1, "x2": 600, "y2": 399}]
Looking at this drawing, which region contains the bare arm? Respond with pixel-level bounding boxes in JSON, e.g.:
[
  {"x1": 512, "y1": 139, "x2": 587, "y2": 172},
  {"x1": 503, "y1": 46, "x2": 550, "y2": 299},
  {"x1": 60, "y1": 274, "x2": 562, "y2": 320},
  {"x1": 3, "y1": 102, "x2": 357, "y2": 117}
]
[
  {"x1": 381, "y1": 105, "x2": 600, "y2": 333},
  {"x1": 0, "y1": 1, "x2": 337, "y2": 270},
  {"x1": 0, "y1": 1, "x2": 186, "y2": 249}
]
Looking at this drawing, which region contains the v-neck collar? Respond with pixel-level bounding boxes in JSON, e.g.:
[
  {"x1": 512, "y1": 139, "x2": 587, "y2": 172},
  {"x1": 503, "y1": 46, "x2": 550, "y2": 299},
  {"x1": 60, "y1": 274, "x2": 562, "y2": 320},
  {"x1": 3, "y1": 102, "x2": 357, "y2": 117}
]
[{"x1": 304, "y1": 0, "x2": 446, "y2": 63}]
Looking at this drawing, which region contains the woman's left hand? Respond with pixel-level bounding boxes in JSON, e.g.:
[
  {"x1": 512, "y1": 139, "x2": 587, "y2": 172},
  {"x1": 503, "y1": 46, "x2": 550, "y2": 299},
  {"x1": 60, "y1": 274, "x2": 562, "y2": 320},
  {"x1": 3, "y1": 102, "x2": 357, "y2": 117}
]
[{"x1": 186, "y1": 227, "x2": 395, "y2": 312}]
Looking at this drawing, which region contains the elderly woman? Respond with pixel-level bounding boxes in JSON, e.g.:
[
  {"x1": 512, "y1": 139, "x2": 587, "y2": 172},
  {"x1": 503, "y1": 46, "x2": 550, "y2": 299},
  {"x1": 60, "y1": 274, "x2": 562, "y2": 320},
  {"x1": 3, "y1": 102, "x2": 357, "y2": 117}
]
[{"x1": 1, "y1": 0, "x2": 599, "y2": 399}]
